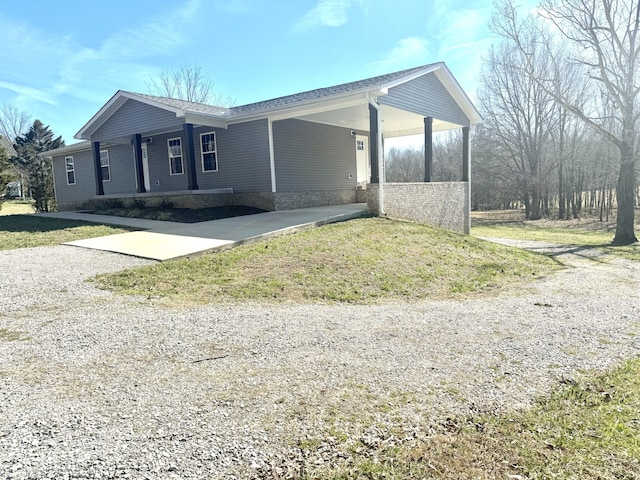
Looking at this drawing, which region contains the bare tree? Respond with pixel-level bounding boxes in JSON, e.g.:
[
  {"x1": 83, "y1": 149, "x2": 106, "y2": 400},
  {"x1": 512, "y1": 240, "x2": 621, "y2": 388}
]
[
  {"x1": 0, "y1": 103, "x2": 31, "y2": 154},
  {"x1": 497, "y1": 0, "x2": 639, "y2": 244},
  {"x1": 480, "y1": 8, "x2": 559, "y2": 220},
  {"x1": 385, "y1": 146, "x2": 424, "y2": 182},
  {"x1": 147, "y1": 63, "x2": 235, "y2": 106}
]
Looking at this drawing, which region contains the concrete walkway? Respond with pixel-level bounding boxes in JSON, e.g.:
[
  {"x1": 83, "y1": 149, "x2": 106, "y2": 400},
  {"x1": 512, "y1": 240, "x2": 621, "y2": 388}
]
[{"x1": 41, "y1": 204, "x2": 368, "y2": 261}]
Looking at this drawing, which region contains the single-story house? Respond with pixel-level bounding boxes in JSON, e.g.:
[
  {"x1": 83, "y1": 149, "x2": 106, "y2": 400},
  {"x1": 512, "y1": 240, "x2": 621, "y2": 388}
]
[{"x1": 44, "y1": 62, "x2": 481, "y2": 233}]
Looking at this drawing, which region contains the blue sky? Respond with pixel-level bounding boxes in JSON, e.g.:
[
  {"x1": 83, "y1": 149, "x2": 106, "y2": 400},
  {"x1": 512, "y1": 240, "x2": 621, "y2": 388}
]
[{"x1": 0, "y1": 0, "x2": 535, "y2": 145}]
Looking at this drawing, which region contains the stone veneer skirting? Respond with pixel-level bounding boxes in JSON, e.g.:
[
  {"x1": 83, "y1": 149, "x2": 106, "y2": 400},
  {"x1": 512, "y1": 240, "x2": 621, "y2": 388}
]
[
  {"x1": 57, "y1": 189, "x2": 358, "y2": 213},
  {"x1": 367, "y1": 182, "x2": 470, "y2": 234}
]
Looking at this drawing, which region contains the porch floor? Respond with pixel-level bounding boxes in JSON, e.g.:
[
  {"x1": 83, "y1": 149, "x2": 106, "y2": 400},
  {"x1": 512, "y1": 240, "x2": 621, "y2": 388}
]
[{"x1": 38, "y1": 204, "x2": 368, "y2": 261}]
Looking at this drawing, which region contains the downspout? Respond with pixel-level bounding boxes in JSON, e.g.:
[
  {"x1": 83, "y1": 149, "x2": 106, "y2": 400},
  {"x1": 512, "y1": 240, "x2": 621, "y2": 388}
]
[{"x1": 368, "y1": 97, "x2": 385, "y2": 216}]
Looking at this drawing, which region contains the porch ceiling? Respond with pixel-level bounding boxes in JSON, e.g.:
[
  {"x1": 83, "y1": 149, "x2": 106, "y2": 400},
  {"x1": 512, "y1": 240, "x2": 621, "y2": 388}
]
[{"x1": 296, "y1": 103, "x2": 462, "y2": 138}]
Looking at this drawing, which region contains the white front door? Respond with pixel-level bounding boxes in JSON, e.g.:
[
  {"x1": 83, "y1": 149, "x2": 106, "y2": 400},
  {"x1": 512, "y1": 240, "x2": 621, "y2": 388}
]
[
  {"x1": 355, "y1": 135, "x2": 368, "y2": 183},
  {"x1": 141, "y1": 143, "x2": 151, "y2": 191}
]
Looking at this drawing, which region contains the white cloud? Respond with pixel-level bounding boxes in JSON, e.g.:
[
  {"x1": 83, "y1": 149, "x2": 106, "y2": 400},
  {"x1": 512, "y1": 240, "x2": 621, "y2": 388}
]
[
  {"x1": 370, "y1": 37, "x2": 429, "y2": 69},
  {"x1": 294, "y1": 0, "x2": 353, "y2": 31},
  {"x1": 0, "y1": 81, "x2": 57, "y2": 105},
  {"x1": 0, "y1": 0, "x2": 201, "y2": 109}
]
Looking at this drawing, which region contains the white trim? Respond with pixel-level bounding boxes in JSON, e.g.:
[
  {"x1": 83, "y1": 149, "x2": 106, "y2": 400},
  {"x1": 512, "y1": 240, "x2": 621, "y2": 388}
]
[
  {"x1": 267, "y1": 118, "x2": 276, "y2": 193},
  {"x1": 99, "y1": 150, "x2": 111, "y2": 182},
  {"x1": 167, "y1": 137, "x2": 184, "y2": 176},
  {"x1": 380, "y1": 63, "x2": 442, "y2": 93},
  {"x1": 199, "y1": 131, "x2": 218, "y2": 172},
  {"x1": 64, "y1": 156, "x2": 76, "y2": 185}
]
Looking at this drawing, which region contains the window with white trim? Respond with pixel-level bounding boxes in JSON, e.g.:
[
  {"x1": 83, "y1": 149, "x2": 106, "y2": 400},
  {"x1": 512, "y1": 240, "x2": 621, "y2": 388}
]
[
  {"x1": 168, "y1": 138, "x2": 184, "y2": 175},
  {"x1": 200, "y1": 132, "x2": 218, "y2": 172},
  {"x1": 100, "y1": 150, "x2": 110, "y2": 181},
  {"x1": 65, "y1": 156, "x2": 76, "y2": 185}
]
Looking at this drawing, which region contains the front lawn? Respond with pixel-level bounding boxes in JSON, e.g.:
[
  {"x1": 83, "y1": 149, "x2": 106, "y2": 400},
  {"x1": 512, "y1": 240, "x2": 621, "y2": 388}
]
[
  {"x1": 0, "y1": 215, "x2": 131, "y2": 250},
  {"x1": 94, "y1": 217, "x2": 559, "y2": 304}
]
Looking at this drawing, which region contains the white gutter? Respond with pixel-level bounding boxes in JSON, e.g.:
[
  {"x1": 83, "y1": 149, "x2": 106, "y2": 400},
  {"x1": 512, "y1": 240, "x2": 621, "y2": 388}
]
[{"x1": 368, "y1": 97, "x2": 385, "y2": 216}]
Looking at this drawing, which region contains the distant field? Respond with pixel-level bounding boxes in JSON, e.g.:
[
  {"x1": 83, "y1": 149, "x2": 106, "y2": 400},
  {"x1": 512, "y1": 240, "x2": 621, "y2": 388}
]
[{"x1": 0, "y1": 200, "x2": 34, "y2": 216}]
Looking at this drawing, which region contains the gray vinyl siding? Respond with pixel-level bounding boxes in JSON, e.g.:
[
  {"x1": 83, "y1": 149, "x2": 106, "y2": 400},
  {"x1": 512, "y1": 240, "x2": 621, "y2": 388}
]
[
  {"x1": 101, "y1": 144, "x2": 137, "y2": 195},
  {"x1": 92, "y1": 99, "x2": 183, "y2": 142},
  {"x1": 52, "y1": 149, "x2": 96, "y2": 204},
  {"x1": 194, "y1": 120, "x2": 271, "y2": 192},
  {"x1": 380, "y1": 72, "x2": 470, "y2": 126},
  {"x1": 144, "y1": 131, "x2": 190, "y2": 192},
  {"x1": 272, "y1": 119, "x2": 356, "y2": 192}
]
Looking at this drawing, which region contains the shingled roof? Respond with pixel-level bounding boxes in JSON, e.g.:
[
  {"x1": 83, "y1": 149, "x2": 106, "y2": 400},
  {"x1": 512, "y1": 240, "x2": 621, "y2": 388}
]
[
  {"x1": 227, "y1": 63, "x2": 438, "y2": 116},
  {"x1": 73, "y1": 62, "x2": 479, "y2": 141},
  {"x1": 122, "y1": 63, "x2": 440, "y2": 119}
]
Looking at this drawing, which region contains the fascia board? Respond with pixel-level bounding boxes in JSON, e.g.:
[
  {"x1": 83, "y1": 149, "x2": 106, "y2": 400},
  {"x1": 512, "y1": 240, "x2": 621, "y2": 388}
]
[
  {"x1": 42, "y1": 141, "x2": 93, "y2": 157},
  {"x1": 182, "y1": 113, "x2": 228, "y2": 129}
]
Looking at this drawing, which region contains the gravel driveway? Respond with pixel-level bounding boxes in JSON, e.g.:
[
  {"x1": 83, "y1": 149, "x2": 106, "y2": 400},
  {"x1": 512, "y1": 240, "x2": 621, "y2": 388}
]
[{"x1": 1, "y1": 242, "x2": 639, "y2": 479}]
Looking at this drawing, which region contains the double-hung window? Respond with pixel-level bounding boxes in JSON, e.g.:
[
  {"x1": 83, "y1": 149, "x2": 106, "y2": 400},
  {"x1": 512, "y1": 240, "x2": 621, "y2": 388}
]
[
  {"x1": 168, "y1": 138, "x2": 183, "y2": 175},
  {"x1": 200, "y1": 132, "x2": 218, "y2": 172},
  {"x1": 100, "y1": 150, "x2": 110, "y2": 181},
  {"x1": 65, "y1": 156, "x2": 76, "y2": 185}
]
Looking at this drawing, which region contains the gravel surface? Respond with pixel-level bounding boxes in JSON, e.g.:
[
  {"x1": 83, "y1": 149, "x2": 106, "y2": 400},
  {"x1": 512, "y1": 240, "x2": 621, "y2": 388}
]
[{"x1": 1, "y1": 242, "x2": 639, "y2": 479}]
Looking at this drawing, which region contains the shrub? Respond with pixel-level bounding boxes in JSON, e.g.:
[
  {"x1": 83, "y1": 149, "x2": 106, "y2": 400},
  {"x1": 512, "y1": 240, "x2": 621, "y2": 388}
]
[
  {"x1": 129, "y1": 198, "x2": 146, "y2": 210},
  {"x1": 158, "y1": 198, "x2": 175, "y2": 211}
]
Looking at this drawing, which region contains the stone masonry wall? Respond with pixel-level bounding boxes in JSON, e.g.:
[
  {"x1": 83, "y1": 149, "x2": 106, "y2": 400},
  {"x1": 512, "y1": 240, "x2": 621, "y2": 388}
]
[
  {"x1": 367, "y1": 182, "x2": 470, "y2": 234},
  {"x1": 273, "y1": 189, "x2": 357, "y2": 210}
]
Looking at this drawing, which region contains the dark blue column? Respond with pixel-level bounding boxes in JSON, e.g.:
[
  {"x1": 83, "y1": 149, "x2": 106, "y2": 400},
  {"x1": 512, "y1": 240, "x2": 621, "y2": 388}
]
[
  {"x1": 183, "y1": 123, "x2": 198, "y2": 191},
  {"x1": 132, "y1": 134, "x2": 146, "y2": 193},
  {"x1": 369, "y1": 103, "x2": 379, "y2": 184},
  {"x1": 424, "y1": 117, "x2": 433, "y2": 182},
  {"x1": 93, "y1": 141, "x2": 104, "y2": 195}
]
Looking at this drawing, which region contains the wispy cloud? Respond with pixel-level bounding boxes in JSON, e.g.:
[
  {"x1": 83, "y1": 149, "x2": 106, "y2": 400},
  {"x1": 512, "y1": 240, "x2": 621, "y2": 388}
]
[
  {"x1": 369, "y1": 37, "x2": 429, "y2": 69},
  {"x1": 214, "y1": 0, "x2": 257, "y2": 14},
  {"x1": 0, "y1": 0, "x2": 201, "y2": 110},
  {"x1": 294, "y1": 0, "x2": 353, "y2": 31}
]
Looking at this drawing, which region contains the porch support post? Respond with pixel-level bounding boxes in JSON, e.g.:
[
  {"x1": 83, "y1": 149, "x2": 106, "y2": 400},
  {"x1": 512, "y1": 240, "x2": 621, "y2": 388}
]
[
  {"x1": 92, "y1": 140, "x2": 104, "y2": 196},
  {"x1": 183, "y1": 123, "x2": 198, "y2": 191},
  {"x1": 132, "y1": 134, "x2": 146, "y2": 194},
  {"x1": 462, "y1": 126, "x2": 470, "y2": 182},
  {"x1": 369, "y1": 103, "x2": 379, "y2": 184},
  {"x1": 424, "y1": 117, "x2": 433, "y2": 182}
]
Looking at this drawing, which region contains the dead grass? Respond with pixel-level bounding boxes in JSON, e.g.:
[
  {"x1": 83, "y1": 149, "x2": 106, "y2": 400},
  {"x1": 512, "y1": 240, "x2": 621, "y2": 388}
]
[
  {"x1": 95, "y1": 217, "x2": 559, "y2": 305},
  {"x1": 298, "y1": 358, "x2": 640, "y2": 479},
  {"x1": 0, "y1": 200, "x2": 34, "y2": 216}
]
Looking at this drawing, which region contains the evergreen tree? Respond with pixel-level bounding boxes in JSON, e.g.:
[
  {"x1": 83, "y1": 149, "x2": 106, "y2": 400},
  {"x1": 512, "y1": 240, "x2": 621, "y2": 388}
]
[{"x1": 12, "y1": 120, "x2": 64, "y2": 213}]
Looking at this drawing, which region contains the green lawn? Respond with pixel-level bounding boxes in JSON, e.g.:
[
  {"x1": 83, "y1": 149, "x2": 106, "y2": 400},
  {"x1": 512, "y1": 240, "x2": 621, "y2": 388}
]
[
  {"x1": 95, "y1": 217, "x2": 559, "y2": 304},
  {"x1": 303, "y1": 358, "x2": 640, "y2": 479},
  {"x1": 0, "y1": 214, "x2": 131, "y2": 250}
]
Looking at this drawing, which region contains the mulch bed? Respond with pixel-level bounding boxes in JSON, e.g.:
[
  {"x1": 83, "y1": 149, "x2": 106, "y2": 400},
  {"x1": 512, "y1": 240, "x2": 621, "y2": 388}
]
[{"x1": 88, "y1": 205, "x2": 266, "y2": 223}]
